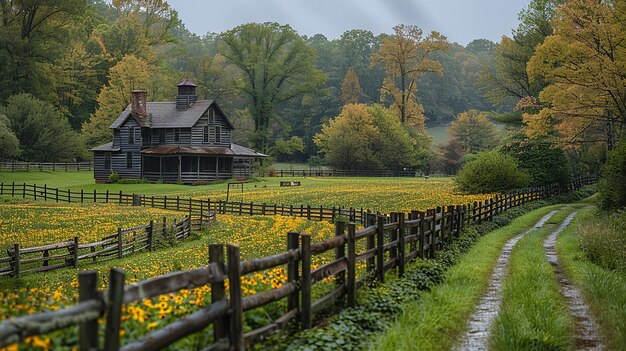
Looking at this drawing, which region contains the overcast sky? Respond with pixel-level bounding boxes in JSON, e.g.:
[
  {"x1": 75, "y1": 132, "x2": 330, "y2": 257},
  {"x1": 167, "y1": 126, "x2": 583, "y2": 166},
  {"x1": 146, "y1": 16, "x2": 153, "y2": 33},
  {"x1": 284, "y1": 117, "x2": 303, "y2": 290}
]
[{"x1": 167, "y1": 0, "x2": 531, "y2": 45}]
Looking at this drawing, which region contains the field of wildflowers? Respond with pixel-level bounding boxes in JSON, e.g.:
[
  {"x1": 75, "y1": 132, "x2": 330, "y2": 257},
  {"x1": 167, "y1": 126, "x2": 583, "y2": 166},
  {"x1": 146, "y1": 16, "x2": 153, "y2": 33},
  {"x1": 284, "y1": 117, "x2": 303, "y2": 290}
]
[
  {"x1": 0, "y1": 200, "x2": 180, "y2": 250},
  {"x1": 0, "y1": 173, "x2": 492, "y2": 349}
]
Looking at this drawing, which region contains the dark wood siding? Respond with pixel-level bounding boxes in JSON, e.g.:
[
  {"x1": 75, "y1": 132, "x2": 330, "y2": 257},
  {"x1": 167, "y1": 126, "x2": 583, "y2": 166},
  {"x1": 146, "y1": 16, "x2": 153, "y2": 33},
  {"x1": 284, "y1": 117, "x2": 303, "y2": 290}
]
[
  {"x1": 191, "y1": 107, "x2": 231, "y2": 147},
  {"x1": 93, "y1": 152, "x2": 113, "y2": 181},
  {"x1": 113, "y1": 119, "x2": 142, "y2": 178}
]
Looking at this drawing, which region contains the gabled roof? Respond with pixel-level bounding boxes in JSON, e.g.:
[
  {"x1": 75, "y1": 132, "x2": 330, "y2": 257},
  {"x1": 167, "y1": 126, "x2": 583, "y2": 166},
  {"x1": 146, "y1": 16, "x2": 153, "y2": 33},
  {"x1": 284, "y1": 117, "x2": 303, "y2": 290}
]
[
  {"x1": 109, "y1": 100, "x2": 235, "y2": 129},
  {"x1": 91, "y1": 142, "x2": 120, "y2": 152}
]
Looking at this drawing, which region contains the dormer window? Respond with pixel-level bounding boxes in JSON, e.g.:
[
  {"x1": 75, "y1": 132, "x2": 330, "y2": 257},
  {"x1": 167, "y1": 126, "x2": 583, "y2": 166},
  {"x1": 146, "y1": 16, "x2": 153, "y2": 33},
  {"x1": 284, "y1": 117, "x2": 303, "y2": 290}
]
[
  {"x1": 174, "y1": 128, "x2": 180, "y2": 142},
  {"x1": 203, "y1": 126, "x2": 209, "y2": 143},
  {"x1": 215, "y1": 125, "x2": 221, "y2": 143},
  {"x1": 128, "y1": 127, "x2": 135, "y2": 144},
  {"x1": 208, "y1": 109, "x2": 215, "y2": 124}
]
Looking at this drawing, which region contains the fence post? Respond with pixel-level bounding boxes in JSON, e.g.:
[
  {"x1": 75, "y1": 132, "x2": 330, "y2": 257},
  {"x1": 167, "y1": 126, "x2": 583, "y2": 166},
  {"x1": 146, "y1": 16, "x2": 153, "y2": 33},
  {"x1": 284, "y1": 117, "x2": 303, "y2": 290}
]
[
  {"x1": 429, "y1": 209, "x2": 437, "y2": 258},
  {"x1": 397, "y1": 212, "x2": 405, "y2": 277},
  {"x1": 148, "y1": 220, "x2": 154, "y2": 252},
  {"x1": 376, "y1": 215, "x2": 385, "y2": 283},
  {"x1": 34, "y1": 184, "x2": 37, "y2": 200},
  {"x1": 13, "y1": 243, "x2": 20, "y2": 278},
  {"x1": 227, "y1": 244, "x2": 244, "y2": 350},
  {"x1": 347, "y1": 223, "x2": 356, "y2": 307},
  {"x1": 287, "y1": 232, "x2": 300, "y2": 316},
  {"x1": 334, "y1": 221, "x2": 346, "y2": 292},
  {"x1": 117, "y1": 228, "x2": 123, "y2": 259},
  {"x1": 73, "y1": 236, "x2": 79, "y2": 268},
  {"x1": 22, "y1": 182, "x2": 25, "y2": 198},
  {"x1": 104, "y1": 268, "x2": 125, "y2": 351},
  {"x1": 489, "y1": 198, "x2": 495, "y2": 221},
  {"x1": 300, "y1": 234, "x2": 312, "y2": 329},
  {"x1": 209, "y1": 244, "x2": 227, "y2": 344},
  {"x1": 418, "y1": 211, "x2": 426, "y2": 259},
  {"x1": 389, "y1": 213, "x2": 398, "y2": 262},
  {"x1": 366, "y1": 213, "x2": 376, "y2": 276},
  {"x1": 79, "y1": 270, "x2": 99, "y2": 351}
]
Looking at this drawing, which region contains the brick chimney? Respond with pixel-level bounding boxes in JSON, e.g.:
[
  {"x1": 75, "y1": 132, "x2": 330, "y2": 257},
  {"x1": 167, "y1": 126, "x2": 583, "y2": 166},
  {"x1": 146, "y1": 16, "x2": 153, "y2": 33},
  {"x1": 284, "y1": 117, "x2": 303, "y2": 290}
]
[{"x1": 131, "y1": 90, "x2": 147, "y2": 116}]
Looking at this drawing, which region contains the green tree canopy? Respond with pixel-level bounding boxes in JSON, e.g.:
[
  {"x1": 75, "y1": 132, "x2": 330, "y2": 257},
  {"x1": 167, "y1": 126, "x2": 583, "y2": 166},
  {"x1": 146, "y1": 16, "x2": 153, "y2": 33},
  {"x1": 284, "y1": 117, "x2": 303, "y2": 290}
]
[
  {"x1": 1, "y1": 94, "x2": 82, "y2": 161},
  {"x1": 448, "y1": 109, "x2": 500, "y2": 153},
  {"x1": 455, "y1": 150, "x2": 531, "y2": 193},
  {"x1": 0, "y1": 114, "x2": 20, "y2": 159},
  {"x1": 220, "y1": 22, "x2": 326, "y2": 153},
  {"x1": 314, "y1": 104, "x2": 422, "y2": 170}
]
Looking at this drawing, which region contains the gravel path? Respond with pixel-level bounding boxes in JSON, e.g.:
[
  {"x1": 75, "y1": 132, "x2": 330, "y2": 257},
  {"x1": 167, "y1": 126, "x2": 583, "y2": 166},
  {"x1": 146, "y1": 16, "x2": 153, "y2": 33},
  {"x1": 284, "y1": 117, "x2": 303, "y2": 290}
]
[
  {"x1": 457, "y1": 210, "x2": 558, "y2": 351},
  {"x1": 544, "y1": 211, "x2": 604, "y2": 350}
]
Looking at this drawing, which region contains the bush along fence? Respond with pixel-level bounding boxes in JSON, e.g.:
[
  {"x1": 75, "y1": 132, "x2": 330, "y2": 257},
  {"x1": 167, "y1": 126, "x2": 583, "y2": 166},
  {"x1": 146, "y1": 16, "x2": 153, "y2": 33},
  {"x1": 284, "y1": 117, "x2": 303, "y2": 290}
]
[
  {"x1": 0, "y1": 160, "x2": 92, "y2": 172},
  {"x1": 0, "y1": 176, "x2": 597, "y2": 350},
  {"x1": 0, "y1": 175, "x2": 597, "y2": 226},
  {"x1": 0, "y1": 212, "x2": 216, "y2": 278}
]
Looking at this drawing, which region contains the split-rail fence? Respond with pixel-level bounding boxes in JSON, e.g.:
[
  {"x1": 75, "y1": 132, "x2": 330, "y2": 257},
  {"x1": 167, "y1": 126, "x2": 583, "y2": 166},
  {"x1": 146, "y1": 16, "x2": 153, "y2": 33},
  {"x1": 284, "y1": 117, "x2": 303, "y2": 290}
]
[{"x1": 0, "y1": 176, "x2": 596, "y2": 350}]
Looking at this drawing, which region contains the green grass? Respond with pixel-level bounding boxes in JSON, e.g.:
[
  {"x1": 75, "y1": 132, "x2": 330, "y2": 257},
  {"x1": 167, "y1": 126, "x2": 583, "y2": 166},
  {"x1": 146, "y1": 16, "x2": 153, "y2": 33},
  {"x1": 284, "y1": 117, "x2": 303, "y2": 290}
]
[
  {"x1": 557, "y1": 207, "x2": 626, "y2": 349},
  {"x1": 370, "y1": 205, "x2": 561, "y2": 351},
  {"x1": 489, "y1": 206, "x2": 577, "y2": 350},
  {"x1": 0, "y1": 171, "x2": 490, "y2": 212}
]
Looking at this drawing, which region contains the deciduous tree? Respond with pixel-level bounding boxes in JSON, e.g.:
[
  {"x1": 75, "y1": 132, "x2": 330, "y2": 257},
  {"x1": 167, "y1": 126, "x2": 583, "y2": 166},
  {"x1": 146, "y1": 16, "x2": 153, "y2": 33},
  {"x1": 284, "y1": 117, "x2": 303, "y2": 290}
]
[
  {"x1": 371, "y1": 24, "x2": 448, "y2": 128},
  {"x1": 0, "y1": 114, "x2": 20, "y2": 159},
  {"x1": 340, "y1": 68, "x2": 364, "y2": 105},
  {"x1": 448, "y1": 109, "x2": 500, "y2": 153},
  {"x1": 525, "y1": 0, "x2": 626, "y2": 150},
  {"x1": 81, "y1": 55, "x2": 150, "y2": 151},
  {"x1": 2, "y1": 94, "x2": 82, "y2": 161},
  {"x1": 220, "y1": 22, "x2": 325, "y2": 153}
]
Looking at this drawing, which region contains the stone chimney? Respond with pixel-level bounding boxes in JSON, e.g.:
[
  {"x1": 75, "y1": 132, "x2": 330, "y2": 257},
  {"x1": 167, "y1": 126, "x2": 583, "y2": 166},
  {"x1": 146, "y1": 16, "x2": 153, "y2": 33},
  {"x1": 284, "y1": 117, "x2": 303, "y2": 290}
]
[
  {"x1": 176, "y1": 79, "x2": 197, "y2": 110},
  {"x1": 131, "y1": 90, "x2": 147, "y2": 116}
]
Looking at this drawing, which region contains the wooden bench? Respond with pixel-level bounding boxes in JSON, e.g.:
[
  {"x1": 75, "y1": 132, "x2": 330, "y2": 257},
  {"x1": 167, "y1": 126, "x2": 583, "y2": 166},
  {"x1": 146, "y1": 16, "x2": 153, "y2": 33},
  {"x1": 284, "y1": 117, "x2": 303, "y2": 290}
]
[{"x1": 280, "y1": 181, "x2": 301, "y2": 187}]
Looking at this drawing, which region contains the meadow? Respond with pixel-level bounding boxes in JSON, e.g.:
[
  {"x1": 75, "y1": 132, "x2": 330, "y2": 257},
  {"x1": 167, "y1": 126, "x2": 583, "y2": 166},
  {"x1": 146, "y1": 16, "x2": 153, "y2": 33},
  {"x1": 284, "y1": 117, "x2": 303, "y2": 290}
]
[
  {"x1": 0, "y1": 171, "x2": 490, "y2": 349},
  {"x1": 0, "y1": 171, "x2": 491, "y2": 213}
]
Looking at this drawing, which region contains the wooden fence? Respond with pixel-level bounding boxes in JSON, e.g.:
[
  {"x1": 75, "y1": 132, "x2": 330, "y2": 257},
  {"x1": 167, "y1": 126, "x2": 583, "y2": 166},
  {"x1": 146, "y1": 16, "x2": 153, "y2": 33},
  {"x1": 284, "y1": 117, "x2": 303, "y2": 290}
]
[
  {"x1": 0, "y1": 212, "x2": 216, "y2": 278},
  {"x1": 0, "y1": 176, "x2": 597, "y2": 350},
  {"x1": 0, "y1": 176, "x2": 597, "y2": 226},
  {"x1": 0, "y1": 161, "x2": 92, "y2": 172}
]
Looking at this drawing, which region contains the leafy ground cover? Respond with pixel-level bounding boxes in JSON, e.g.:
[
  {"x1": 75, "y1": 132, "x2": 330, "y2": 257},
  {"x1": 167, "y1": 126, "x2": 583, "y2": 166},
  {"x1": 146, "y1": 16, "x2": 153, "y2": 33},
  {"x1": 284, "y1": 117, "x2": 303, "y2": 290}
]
[{"x1": 0, "y1": 171, "x2": 490, "y2": 213}]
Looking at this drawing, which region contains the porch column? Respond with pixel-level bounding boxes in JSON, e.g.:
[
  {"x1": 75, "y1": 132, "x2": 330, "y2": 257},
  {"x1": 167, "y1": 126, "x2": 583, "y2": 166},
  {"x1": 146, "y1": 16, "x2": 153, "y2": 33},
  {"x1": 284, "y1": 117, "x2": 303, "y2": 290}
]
[
  {"x1": 178, "y1": 155, "x2": 182, "y2": 182},
  {"x1": 197, "y1": 155, "x2": 200, "y2": 181},
  {"x1": 159, "y1": 156, "x2": 162, "y2": 180},
  {"x1": 216, "y1": 157, "x2": 219, "y2": 179}
]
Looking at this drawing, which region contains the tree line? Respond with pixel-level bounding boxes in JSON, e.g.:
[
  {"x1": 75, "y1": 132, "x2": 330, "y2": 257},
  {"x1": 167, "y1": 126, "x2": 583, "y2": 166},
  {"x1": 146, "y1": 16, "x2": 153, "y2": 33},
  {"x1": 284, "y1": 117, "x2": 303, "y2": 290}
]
[
  {"x1": 0, "y1": 0, "x2": 624, "y2": 208},
  {"x1": 0, "y1": 0, "x2": 494, "y2": 162}
]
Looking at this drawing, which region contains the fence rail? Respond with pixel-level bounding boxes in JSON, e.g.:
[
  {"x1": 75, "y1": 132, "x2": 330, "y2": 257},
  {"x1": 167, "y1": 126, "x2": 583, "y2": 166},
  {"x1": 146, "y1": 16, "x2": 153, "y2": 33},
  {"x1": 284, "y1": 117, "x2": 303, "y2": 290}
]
[
  {"x1": 0, "y1": 161, "x2": 92, "y2": 172},
  {"x1": 0, "y1": 212, "x2": 216, "y2": 278},
  {"x1": 0, "y1": 176, "x2": 597, "y2": 350},
  {"x1": 268, "y1": 169, "x2": 447, "y2": 178}
]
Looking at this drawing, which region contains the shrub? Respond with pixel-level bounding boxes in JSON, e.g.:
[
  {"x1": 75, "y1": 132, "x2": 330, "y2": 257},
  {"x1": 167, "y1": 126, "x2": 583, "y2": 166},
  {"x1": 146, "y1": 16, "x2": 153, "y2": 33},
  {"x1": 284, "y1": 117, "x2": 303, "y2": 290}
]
[
  {"x1": 598, "y1": 138, "x2": 626, "y2": 209},
  {"x1": 501, "y1": 133, "x2": 570, "y2": 186},
  {"x1": 108, "y1": 172, "x2": 120, "y2": 183},
  {"x1": 455, "y1": 151, "x2": 531, "y2": 193}
]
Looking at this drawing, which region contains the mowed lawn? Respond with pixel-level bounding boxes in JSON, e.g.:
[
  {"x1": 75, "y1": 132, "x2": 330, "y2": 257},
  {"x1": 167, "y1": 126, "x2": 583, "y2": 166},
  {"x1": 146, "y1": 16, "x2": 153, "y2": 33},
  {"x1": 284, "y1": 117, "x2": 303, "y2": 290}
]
[{"x1": 0, "y1": 171, "x2": 490, "y2": 212}]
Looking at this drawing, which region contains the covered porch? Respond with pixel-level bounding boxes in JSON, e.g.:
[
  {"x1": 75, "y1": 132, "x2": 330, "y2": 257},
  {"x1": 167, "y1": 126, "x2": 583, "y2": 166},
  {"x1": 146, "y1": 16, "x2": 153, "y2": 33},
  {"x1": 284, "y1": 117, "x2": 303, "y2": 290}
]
[{"x1": 142, "y1": 155, "x2": 233, "y2": 183}]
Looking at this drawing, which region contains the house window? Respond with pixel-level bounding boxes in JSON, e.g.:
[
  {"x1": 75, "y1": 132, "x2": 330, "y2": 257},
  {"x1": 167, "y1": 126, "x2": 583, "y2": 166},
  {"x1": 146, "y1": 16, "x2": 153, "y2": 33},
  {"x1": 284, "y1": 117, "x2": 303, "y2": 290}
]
[
  {"x1": 215, "y1": 126, "x2": 221, "y2": 143},
  {"x1": 208, "y1": 109, "x2": 215, "y2": 124},
  {"x1": 159, "y1": 129, "x2": 165, "y2": 143},
  {"x1": 128, "y1": 127, "x2": 135, "y2": 144},
  {"x1": 126, "y1": 152, "x2": 133, "y2": 168},
  {"x1": 203, "y1": 126, "x2": 209, "y2": 143},
  {"x1": 104, "y1": 152, "x2": 111, "y2": 170},
  {"x1": 174, "y1": 128, "x2": 180, "y2": 142}
]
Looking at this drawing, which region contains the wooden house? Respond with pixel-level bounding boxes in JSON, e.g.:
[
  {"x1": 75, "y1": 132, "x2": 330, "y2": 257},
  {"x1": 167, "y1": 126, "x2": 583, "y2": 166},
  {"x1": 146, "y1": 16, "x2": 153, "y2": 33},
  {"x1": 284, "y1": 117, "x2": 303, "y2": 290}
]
[{"x1": 92, "y1": 80, "x2": 266, "y2": 183}]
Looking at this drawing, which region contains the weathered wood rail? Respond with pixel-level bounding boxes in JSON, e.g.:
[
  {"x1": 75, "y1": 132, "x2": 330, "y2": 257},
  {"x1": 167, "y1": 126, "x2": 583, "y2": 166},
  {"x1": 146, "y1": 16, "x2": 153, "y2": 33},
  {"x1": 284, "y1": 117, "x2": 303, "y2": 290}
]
[
  {"x1": 0, "y1": 176, "x2": 597, "y2": 350},
  {"x1": 0, "y1": 175, "x2": 597, "y2": 226},
  {"x1": 0, "y1": 161, "x2": 92, "y2": 172},
  {"x1": 0, "y1": 212, "x2": 216, "y2": 278}
]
